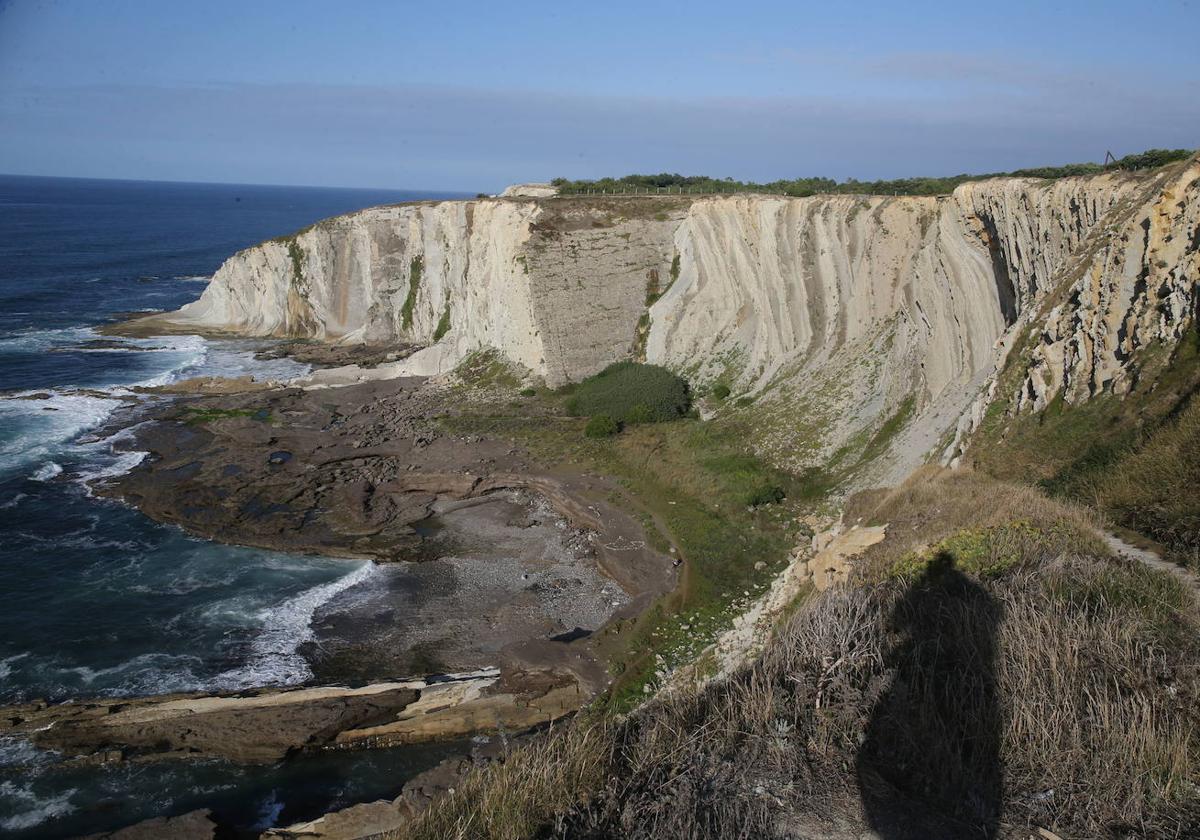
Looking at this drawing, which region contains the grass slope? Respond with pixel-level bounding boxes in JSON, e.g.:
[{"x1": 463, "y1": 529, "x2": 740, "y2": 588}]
[{"x1": 404, "y1": 470, "x2": 1200, "y2": 839}]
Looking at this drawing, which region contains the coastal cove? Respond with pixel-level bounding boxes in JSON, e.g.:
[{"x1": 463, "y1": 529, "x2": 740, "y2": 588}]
[{"x1": 0, "y1": 176, "x2": 508, "y2": 837}]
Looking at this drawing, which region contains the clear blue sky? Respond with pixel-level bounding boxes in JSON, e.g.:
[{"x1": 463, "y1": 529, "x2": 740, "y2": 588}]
[{"x1": 1, "y1": 0, "x2": 1197, "y2": 191}]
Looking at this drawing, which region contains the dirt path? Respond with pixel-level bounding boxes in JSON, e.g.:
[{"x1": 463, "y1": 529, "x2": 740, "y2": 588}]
[{"x1": 1103, "y1": 531, "x2": 1200, "y2": 593}]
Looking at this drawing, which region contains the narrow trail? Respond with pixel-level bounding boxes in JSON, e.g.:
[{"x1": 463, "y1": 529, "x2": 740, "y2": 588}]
[{"x1": 1102, "y1": 531, "x2": 1200, "y2": 593}]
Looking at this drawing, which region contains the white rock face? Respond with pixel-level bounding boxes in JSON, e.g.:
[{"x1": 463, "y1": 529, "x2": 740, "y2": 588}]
[
  {"x1": 160, "y1": 158, "x2": 1200, "y2": 481},
  {"x1": 500, "y1": 183, "x2": 560, "y2": 198}
]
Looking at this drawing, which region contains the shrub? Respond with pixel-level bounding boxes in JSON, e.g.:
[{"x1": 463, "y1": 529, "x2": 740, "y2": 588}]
[
  {"x1": 432, "y1": 302, "x2": 451, "y2": 341},
  {"x1": 735, "y1": 395, "x2": 755, "y2": 408},
  {"x1": 585, "y1": 414, "x2": 620, "y2": 438},
  {"x1": 519, "y1": 387, "x2": 537, "y2": 397},
  {"x1": 566, "y1": 362, "x2": 690, "y2": 424},
  {"x1": 745, "y1": 482, "x2": 785, "y2": 507},
  {"x1": 624, "y1": 404, "x2": 655, "y2": 424},
  {"x1": 711, "y1": 382, "x2": 731, "y2": 401},
  {"x1": 400, "y1": 255, "x2": 424, "y2": 331}
]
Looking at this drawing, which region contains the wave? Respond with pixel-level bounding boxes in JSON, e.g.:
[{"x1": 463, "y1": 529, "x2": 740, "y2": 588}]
[
  {"x1": 0, "y1": 653, "x2": 30, "y2": 681},
  {"x1": 0, "y1": 330, "x2": 208, "y2": 476},
  {"x1": 0, "y1": 391, "x2": 126, "y2": 475},
  {"x1": 0, "y1": 326, "x2": 95, "y2": 354},
  {"x1": 0, "y1": 780, "x2": 77, "y2": 832},
  {"x1": 75, "y1": 450, "x2": 148, "y2": 495},
  {"x1": 213, "y1": 561, "x2": 377, "y2": 690},
  {"x1": 0, "y1": 492, "x2": 26, "y2": 509},
  {"x1": 30, "y1": 462, "x2": 62, "y2": 482}
]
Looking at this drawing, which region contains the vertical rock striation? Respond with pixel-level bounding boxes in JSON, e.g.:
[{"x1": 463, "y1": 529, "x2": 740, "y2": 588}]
[{"x1": 153, "y1": 158, "x2": 1199, "y2": 480}]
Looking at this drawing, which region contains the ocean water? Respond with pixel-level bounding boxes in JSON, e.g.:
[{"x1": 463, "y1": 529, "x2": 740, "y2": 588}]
[{"x1": 0, "y1": 175, "x2": 469, "y2": 837}]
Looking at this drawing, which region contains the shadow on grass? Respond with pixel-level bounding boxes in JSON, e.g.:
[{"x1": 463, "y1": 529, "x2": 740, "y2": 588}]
[{"x1": 856, "y1": 552, "x2": 1003, "y2": 839}]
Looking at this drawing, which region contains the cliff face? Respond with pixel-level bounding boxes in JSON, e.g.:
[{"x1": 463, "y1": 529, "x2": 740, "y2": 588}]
[{"x1": 163, "y1": 158, "x2": 1199, "y2": 482}]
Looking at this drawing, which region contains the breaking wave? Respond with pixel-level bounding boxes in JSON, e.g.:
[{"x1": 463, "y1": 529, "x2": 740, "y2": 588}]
[{"x1": 214, "y1": 561, "x2": 377, "y2": 690}]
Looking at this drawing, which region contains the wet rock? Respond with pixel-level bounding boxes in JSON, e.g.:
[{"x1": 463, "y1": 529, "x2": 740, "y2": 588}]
[{"x1": 80, "y1": 809, "x2": 216, "y2": 840}]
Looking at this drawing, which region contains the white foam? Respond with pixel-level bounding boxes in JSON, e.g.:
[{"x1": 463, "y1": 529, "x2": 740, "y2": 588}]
[
  {"x1": 214, "y1": 561, "x2": 376, "y2": 690},
  {"x1": 0, "y1": 653, "x2": 29, "y2": 681},
  {"x1": 253, "y1": 791, "x2": 286, "y2": 830},
  {"x1": 75, "y1": 450, "x2": 148, "y2": 494},
  {"x1": 0, "y1": 780, "x2": 77, "y2": 831},
  {"x1": 0, "y1": 735, "x2": 57, "y2": 769},
  {"x1": 0, "y1": 391, "x2": 125, "y2": 474},
  {"x1": 0, "y1": 326, "x2": 94, "y2": 354},
  {"x1": 30, "y1": 462, "x2": 62, "y2": 482}
]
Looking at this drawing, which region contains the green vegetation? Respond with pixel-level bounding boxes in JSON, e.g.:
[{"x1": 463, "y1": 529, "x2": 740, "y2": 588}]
[
  {"x1": 1090, "y1": 394, "x2": 1200, "y2": 567},
  {"x1": 437, "y1": 403, "x2": 804, "y2": 709},
  {"x1": 181, "y1": 406, "x2": 271, "y2": 425},
  {"x1": 551, "y1": 148, "x2": 1194, "y2": 197},
  {"x1": 433, "y1": 301, "x2": 452, "y2": 341},
  {"x1": 584, "y1": 414, "x2": 620, "y2": 438},
  {"x1": 400, "y1": 255, "x2": 424, "y2": 331},
  {"x1": 286, "y1": 239, "x2": 305, "y2": 284},
  {"x1": 890, "y1": 521, "x2": 1072, "y2": 579},
  {"x1": 453, "y1": 348, "x2": 524, "y2": 390},
  {"x1": 565, "y1": 361, "x2": 691, "y2": 424},
  {"x1": 972, "y1": 328, "x2": 1200, "y2": 567},
  {"x1": 710, "y1": 382, "x2": 731, "y2": 401},
  {"x1": 700, "y1": 448, "x2": 787, "y2": 507},
  {"x1": 859, "y1": 395, "x2": 915, "y2": 465}
]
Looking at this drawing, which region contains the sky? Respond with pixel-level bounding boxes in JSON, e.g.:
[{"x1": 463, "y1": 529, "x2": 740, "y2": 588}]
[{"x1": 0, "y1": 0, "x2": 1197, "y2": 192}]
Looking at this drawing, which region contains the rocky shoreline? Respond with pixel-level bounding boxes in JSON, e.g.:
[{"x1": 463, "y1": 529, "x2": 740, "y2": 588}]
[{"x1": 8, "y1": 356, "x2": 677, "y2": 836}]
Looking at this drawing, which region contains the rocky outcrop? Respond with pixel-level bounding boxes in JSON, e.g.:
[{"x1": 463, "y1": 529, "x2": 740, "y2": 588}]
[
  {"x1": 942, "y1": 159, "x2": 1200, "y2": 465},
  {"x1": 1, "y1": 668, "x2": 579, "y2": 765},
  {"x1": 1014, "y1": 162, "x2": 1200, "y2": 407},
  {"x1": 500, "y1": 182, "x2": 559, "y2": 198},
  {"x1": 138, "y1": 158, "x2": 1199, "y2": 481},
  {"x1": 81, "y1": 809, "x2": 216, "y2": 840}
]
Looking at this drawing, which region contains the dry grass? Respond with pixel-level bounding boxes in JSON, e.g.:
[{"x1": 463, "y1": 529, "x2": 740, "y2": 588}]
[
  {"x1": 399, "y1": 721, "x2": 619, "y2": 840},
  {"x1": 845, "y1": 466, "x2": 1109, "y2": 579},
  {"x1": 403, "y1": 471, "x2": 1200, "y2": 839},
  {"x1": 1086, "y1": 397, "x2": 1200, "y2": 567}
]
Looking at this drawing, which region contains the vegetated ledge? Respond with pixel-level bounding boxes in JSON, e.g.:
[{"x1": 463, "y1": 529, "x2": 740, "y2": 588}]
[{"x1": 549, "y1": 147, "x2": 1196, "y2": 196}]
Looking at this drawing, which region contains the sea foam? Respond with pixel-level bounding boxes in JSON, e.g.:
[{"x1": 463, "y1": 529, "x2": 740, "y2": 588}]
[{"x1": 214, "y1": 561, "x2": 377, "y2": 690}]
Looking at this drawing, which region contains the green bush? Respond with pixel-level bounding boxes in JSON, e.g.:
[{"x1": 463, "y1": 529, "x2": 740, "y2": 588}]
[
  {"x1": 519, "y1": 387, "x2": 537, "y2": 397},
  {"x1": 711, "y1": 382, "x2": 731, "y2": 400},
  {"x1": 745, "y1": 482, "x2": 786, "y2": 507},
  {"x1": 566, "y1": 362, "x2": 690, "y2": 424},
  {"x1": 625, "y1": 404, "x2": 655, "y2": 424},
  {"x1": 585, "y1": 414, "x2": 620, "y2": 438}
]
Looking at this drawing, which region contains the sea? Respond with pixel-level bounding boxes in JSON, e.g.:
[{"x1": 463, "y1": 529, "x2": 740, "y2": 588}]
[{"x1": 0, "y1": 174, "x2": 471, "y2": 837}]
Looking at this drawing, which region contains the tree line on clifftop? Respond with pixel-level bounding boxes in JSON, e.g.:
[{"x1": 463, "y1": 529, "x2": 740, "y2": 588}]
[{"x1": 551, "y1": 147, "x2": 1195, "y2": 197}]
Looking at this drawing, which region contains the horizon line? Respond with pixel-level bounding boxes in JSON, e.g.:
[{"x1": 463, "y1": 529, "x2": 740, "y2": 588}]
[{"x1": 0, "y1": 170, "x2": 478, "y2": 195}]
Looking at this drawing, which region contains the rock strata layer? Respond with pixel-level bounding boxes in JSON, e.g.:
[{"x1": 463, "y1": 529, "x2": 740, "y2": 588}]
[
  {"x1": 121, "y1": 158, "x2": 1200, "y2": 480},
  {"x1": 0, "y1": 668, "x2": 576, "y2": 765}
]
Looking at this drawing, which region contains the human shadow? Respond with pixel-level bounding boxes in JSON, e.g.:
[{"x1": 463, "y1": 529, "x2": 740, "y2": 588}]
[{"x1": 855, "y1": 552, "x2": 1004, "y2": 839}]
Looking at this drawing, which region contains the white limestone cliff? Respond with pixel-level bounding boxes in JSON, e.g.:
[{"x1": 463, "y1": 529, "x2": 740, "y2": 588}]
[{"x1": 154, "y1": 158, "x2": 1200, "y2": 482}]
